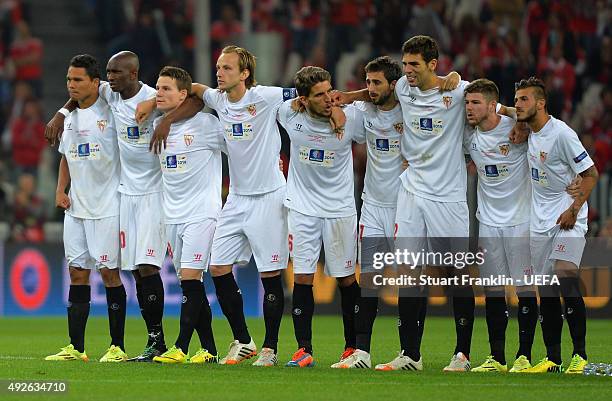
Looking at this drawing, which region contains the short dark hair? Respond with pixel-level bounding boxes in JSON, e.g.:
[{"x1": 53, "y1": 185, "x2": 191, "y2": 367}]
[
  {"x1": 364, "y1": 56, "x2": 402, "y2": 84},
  {"x1": 294, "y1": 66, "x2": 331, "y2": 97},
  {"x1": 69, "y1": 54, "x2": 100, "y2": 80},
  {"x1": 401, "y1": 35, "x2": 439, "y2": 63},
  {"x1": 465, "y1": 78, "x2": 499, "y2": 103},
  {"x1": 515, "y1": 76, "x2": 547, "y2": 101},
  {"x1": 158, "y1": 66, "x2": 192, "y2": 93},
  {"x1": 222, "y1": 45, "x2": 257, "y2": 89}
]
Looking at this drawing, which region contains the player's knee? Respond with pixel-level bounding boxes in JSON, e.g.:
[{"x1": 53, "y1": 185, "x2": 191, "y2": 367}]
[
  {"x1": 180, "y1": 268, "x2": 203, "y2": 281},
  {"x1": 137, "y1": 264, "x2": 160, "y2": 277},
  {"x1": 553, "y1": 260, "x2": 579, "y2": 278},
  {"x1": 210, "y1": 264, "x2": 233, "y2": 277},
  {"x1": 260, "y1": 270, "x2": 281, "y2": 279},
  {"x1": 336, "y1": 274, "x2": 356, "y2": 287},
  {"x1": 69, "y1": 266, "x2": 90, "y2": 285},
  {"x1": 294, "y1": 273, "x2": 314, "y2": 285},
  {"x1": 99, "y1": 268, "x2": 122, "y2": 287}
]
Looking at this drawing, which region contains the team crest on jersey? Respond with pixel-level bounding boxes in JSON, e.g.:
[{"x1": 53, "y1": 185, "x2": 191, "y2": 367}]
[
  {"x1": 540, "y1": 151, "x2": 547, "y2": 162},
  {"x1": 184, "y1": 134, "x2": 194, "y2": 146},
  {"x1": 499, "y1": 144, "x2": 510, "y2": 156},
  {"x1": 393, "y1": 122, "x2": 404, "y2": 135},
  {"x1": 97, "y1": 119, "x2": 107, "y2": 132},
  {"x1": 246, "y1": 104, "x2": 257, "y2": 116},
  {"x1": 442, "y1": 96, "x2": 453, "y2": 109}
]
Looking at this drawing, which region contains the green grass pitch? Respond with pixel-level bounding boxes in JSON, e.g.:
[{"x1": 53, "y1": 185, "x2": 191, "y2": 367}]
[{"x1": 0, "y1": 315, "x2": 611, "y2": 400}]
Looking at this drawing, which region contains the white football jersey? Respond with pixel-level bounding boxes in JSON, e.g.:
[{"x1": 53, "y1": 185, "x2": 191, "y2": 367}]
[
  {"x1": 527, "y1": 116, "x2": 594, "y2": 232},
  {"x1": 353, "y1": 101, "x2": 404, "y2": 208},
  {"x1": 99, "y1": 81, "x2": 162, "y2": 195},
  {"x1": 278, "y1": 101, "x2": 365, "y2": 218},
  {"x1": 468, "y1": 115, "x2": 530, "y2": 227},
  {"x1": 395, "y1": 77, "x2": 470, "y2": 202},
  {"x1": 58, "y1": 97, "x2": 119, "y2": 219},
  {"x1": 155, "y1": 112, "x2": 226, "y2": 224},
  {"x1": 204, "y1": 86, "x2": 297, "y2": 195}
]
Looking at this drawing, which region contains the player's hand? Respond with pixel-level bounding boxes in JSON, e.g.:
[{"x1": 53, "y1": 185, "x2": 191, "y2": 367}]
[
  {"x1": 439, "y1": 71, "x2": 461, "y2": 92},
  {"x1": 330, "y1": 106, "x2": 346, "y2": 139},
  {"x1": 149, "y1": 118, "x2": 171, "y2": 154},
  {"x1": 55, "y1": 191, "x2": 70, "y2": 210},
  {"x1": 278, "y1": 157, "x2": 284, "y2": 172},
  {"x1": 291, "y1": 98, "x2": 305, "y2": 112},
  {"x1": 556, "y1": 206, "x2": 579, "y2": 230},
  {"x1": 401, "y1": 159, "x2": 409, "y2": 171},
  {"x1": 330, "y1": 90, "x2": 351, "y2": 106},
  {"x1": 45, "y1": 113, "x2": 65, "y2": 146},
  {"x1": 509, "y1": 122, "x2": 529, "y2": 144},
  {"x1": 135, "y1": 98, "x2": 156, "y2": 124},
  {"x1": 466, "y1": 160, "x2": 477, "y2": 176},
  {"x1": 565, "y1": 175, "x2": 583, "y2": 199}
]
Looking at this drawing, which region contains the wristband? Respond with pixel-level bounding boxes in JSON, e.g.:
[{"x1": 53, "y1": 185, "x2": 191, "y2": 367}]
[{"x1": 58, "y1": 108, "x2": 70, "y2": 117}]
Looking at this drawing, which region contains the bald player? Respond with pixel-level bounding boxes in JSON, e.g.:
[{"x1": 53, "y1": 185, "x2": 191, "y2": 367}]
[{"x1": 45, "y1": 51, "x2": 173, "y2": 362}]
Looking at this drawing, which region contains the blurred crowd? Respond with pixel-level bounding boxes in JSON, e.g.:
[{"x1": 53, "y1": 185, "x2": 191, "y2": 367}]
[
  {"x1": 0, "y1": 0, "x2": 610, "y2": 241},
  {"x1": 0, "y1": 0, "x2": 47, "y2": 242}
]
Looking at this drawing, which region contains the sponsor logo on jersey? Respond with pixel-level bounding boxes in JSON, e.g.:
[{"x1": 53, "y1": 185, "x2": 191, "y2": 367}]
[
  {"x1": 97, "y1": 119, "x2": 107, "y2": 132},
  {"x1": 166, "y1": 155, "x2": 177, "y2": 168},
  {"x1": 485, "y1": 165, "x2": 499, "y2": 177},
  {"x1": 376, "y1": 138, "x2": 390, "y2": 151},
  {"x1": 299, "y1": 146, "x2": 335, "y2": 167},
  {"x1": 247, "y1": 104, "x2": 257, "y2": 116},
  {"x1": 539, "y1": 151, "x2": 547, "y2": 162},
  {"x1": 309, "y1": 149, "x2": 324, "y2": 162},
  {"x1": 226, "y1": 123, "x2": 253, "y2": 140},
  {"x1": 295, "y1": 123, "x2": 302, "y2": 131},
  {"x1": 484, "y1": 164, "x2": 509, "y2": 178},
  {"x1": 531, "y1": 167, "x2": 548, "y2": 186},
  {"x1": 78, "y1": 143, "x2": 90, "y2": 157},
  {"x1": 409, "y1": 94, "x2": 416, "y2": 103},
  {"x1": 393, "y1": 122, "x2": 404, "y2": 134},
  {"x1": 499, "y1": 143, "x2": 510, "y2": 156},
  {"x1": 442, "y1": 95, "x2": 453, "y2": 109},
  {"x1": 555, "y1": 244, "x2": 566, "y2": 253},
  {"x1": 283, "y1": 88, "x2": 297, "y2": 101},
  {"x1": 127, "y1": 126, "x2": 140, "y2": 139},
  {"x1": 184, "y1": 134, "x2": 194, "y2": 146},
  {"x1": 573, "y1": 151, "x2": 588, "y2": 163},
  {"x1": 366, "y1": 120, "x2": 373, "y2": 129},
  {"x1": 414, "y1": 118, "x2": 443, "y2": 134}
]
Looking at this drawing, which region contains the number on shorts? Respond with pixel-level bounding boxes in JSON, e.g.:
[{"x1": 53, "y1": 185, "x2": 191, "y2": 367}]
[{"x1": 359, "y1": 224, "x2": 365, "y2": 241}]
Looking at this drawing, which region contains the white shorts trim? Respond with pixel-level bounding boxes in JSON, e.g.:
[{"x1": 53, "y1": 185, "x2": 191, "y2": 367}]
[
  {"x1": 167, "y1": 219, "x2": 217, "y2": 278},
  {"x1": 119, "y1": 192, "x2": 166, "y2": 270},
  {"x1": 530, "y1": 225, "x2": 586, "y2": 275},
  {"x1": 210, "y1": 187, "x2": 289, "y2": 272},
  {"x1": 478, "y1": 222, "x2": 532, "y2": 285},
  {"x1": 64, "y1": 214, "x2": 120, "y2": 270},
  {"x1": 359, "y1": 203, "x2": 395, "y2": 273},
  {"x1": 288, "y1": 210, "x2": 357, "y2": 277}
]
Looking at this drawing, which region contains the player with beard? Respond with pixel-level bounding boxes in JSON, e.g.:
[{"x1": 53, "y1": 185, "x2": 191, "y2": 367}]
[{"x1": 514, "y1": 77, "x2": 597, "y2": 374}]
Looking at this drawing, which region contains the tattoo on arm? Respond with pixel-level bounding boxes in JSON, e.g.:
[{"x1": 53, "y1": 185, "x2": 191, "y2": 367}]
[{"x1": 579, "y1": 166, "x2": 599, "y2": 178}]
